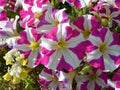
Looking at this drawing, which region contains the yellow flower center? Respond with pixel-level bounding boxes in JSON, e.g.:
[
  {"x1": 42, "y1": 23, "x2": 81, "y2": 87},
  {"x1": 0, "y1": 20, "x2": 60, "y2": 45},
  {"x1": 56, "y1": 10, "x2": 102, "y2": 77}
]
[
  {"x1": 21, "y1": 59, "x2": 28, "y2": 66},
  {"x1": 52, "y1": 76, "x2": 58, "y2": 82},
  {"x1": 99, "y1": 43, "x2": 107, "y2": 53},
  {"x1": 34, "y1": 13, "x2": 42, "y2": 19},
  {"x1": 29, "y1": 41, "x2": 40, "y2": 51},
  {"x1": 106, "y1": 14, "x2": 111, "y2": 21},
  {"x1": 88, "y1": 73, "x2": 98, "y2": 80},
  {"x1": 56, "y1": 40, "x2": 68, "y2": 49},
  {"x1": 101, "y1": 14, "x2": 111, "y2": 27},
  {"x1": 82, "y1": 29, "x2": 91, "y2": 39},
  {"x1": 53, "y1": 20, "x2": 59, "y2": 26}
]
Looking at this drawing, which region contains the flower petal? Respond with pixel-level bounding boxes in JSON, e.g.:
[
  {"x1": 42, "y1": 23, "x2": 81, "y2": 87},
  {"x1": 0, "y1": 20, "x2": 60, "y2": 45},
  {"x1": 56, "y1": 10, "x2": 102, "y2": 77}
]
[
  {"x1": 87, "y1": 81, "x2": 95, "y2": 90},
  {"x1": 27, "y1": 50, "x2": 38, "y2": 67},
  {"x1": 104, "y1": 30, "x2": 113, "y2": 45},
  {"x1": 46, "y1": 50, "x2": 62, "y2": 70},
  {"x1": 67, "y1": 34, "x2": 83, "y2": 48},
  {"x1": 108, "y1": 45, "x2": 120, "y2": 56},
  {"x1": 103, "y1": 53, "x2": 117, "y2": 71},
  {"x1": 62, "y1": 49, "x2": 81, "y2": 69},
  {"x1": 89, "y1": 35, "x2": 102, "y2": 46},
  {"x1": 41, "y1": 37, "x2": 57, "y2": 50},
  {"x1": 96, "y1": 78, "x2": 107, "y2": 88},
  {"x1": 87, "y1": 49, "x2": 102, "y2": 62},
  {"x1": 14, "y1": 44, "x2": 30, "y2": 51}
]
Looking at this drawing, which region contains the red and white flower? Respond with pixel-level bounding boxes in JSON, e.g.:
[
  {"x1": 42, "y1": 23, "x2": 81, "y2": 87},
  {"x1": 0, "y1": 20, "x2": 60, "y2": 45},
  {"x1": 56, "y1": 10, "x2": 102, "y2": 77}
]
[
  {"x1": 73, "y1": 14, "x2": 101, "y2": 40},
  {"x1": 61, "y1": 0, "x2": 91, "y2": 8},
  {"x1": 75, "y1": 68, "x2": 107, "y2": 90},
  {"x1": 37, "y1": 7, "x2": 70, "y2": 33},
  {"x1": 39, "y1": 68, "x2": 66, "y2": 90},
  {"x1": 20, "y1": 0, "x2": 49, "y2": 28},
  {"x1": 108, "y1": 70, "x2": 120, "y2": 90},
  {"x1": 0, "y1": 15, "x2": 19, "y2": 47},
  {"x1": 41, "y1": 25, "x2": 84, "y2": 71},
  {"x1": 96, "y1": 4, "x2": 120, "y2": 27},
  {"x1": 86, "y1": 27, "x2": 120, "y2": 71},
  {"x1": 102, "y1": 0, "x2": 120, "y2": 10},
  {"x1": 12, "y1": 28, "x2": 42, "y2": 68}
]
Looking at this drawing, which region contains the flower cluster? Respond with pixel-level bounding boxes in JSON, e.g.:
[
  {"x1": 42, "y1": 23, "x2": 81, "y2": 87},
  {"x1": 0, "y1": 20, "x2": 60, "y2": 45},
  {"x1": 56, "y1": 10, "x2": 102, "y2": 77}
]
[
  {"x1": 0, "y1": 0, "x2": 120, "y2": 90},
  {"x1": 3, "y1": 49, "x2": 28, "y2": 84}
]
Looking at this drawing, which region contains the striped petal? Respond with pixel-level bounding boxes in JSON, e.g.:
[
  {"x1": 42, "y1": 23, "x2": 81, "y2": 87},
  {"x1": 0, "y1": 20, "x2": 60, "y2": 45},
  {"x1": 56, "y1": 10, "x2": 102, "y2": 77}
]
[
  {"x1": 103, "y1": 53, "x2": 117, "y2": 71},
  {"x1": 87, "y1": 81, "x2": 95, "y2": 90},
  {"x1": 62, "y1": 49, "x2": 81, "y2": 69},
  {"x1": 46, "y1": 50, "x2": 62, "y2": 70},
  {"x1": 108, "y1": 45, "x2": 120, "y2": 56}
]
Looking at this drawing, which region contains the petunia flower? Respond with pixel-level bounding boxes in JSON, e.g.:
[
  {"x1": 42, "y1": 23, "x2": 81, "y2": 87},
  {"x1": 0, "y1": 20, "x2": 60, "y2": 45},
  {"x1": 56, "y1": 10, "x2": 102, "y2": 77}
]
[
  {"x1": 102, "y1": 0, "x2": 120, "y2": 10},
  {"x1": 75, "y1": 68, "x2": 108, "y2": 90},
  {"x1": 73, "y1": 14, "x2": 101, "y2": 40},
  {"x1": 20, "y1": 0, "x2": 50, "y2": 28},
  {"x1": 61, "y1": 0, "x2": 91, "y2": 8},
  {"x1": 38, "y1": 68, "x2": 66, "y2": 90},
  {"x1": 95, "y1": 4, "x2": 120, "y2": 27},
  {"x1": 0, "y1": 15, "x2": 19, "y2": 47},
  {"x1": 37, "y1": 7, "x2": 70, "y2": 33},
  {"x1": 11, "y1": 28, "x2": 42, "y2": 68},
  {"x1": 40, "y1": 25, "x2": 84, "y2": 71},
  {"x1": 58, "y1": 70, "x2": 77, "y2": 90},
  {"x1": 86, "y1": 27, "x2": 120, "y2": 71},
  {"x1": 108, "y1": 70, "x2": 120, "y2": 90}
]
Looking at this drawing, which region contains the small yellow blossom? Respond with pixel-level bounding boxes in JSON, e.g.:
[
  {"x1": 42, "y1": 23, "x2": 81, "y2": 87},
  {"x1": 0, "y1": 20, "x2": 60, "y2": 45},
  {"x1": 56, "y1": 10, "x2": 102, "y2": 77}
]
[
  {"x1": 12, "y1": 76, "x2": 20, "y2": 84},
  {"x1": 3, "y1": 72, "x2": 11, "y2": 81}
]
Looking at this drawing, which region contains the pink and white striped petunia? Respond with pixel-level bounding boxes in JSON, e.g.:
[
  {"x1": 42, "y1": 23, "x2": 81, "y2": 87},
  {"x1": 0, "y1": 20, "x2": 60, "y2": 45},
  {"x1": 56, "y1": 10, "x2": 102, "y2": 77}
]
[
  {"x1": 58, "y1": 70, "x2": 77, "y2": 90},
  {"x1": 21, "y1": 0, "x2": 49, "y2": 11},
  {"x1": 61, "y1": 0, "x2": 91, "y2": 8},
  {"x1": 20, "y1": 0, "x2": 50, "y2": 28},
  {"x1": 108, "y1": 70, "x2": 120, "y2": 90},
  {"x1": 0, "y1": 15, "x2": 19, "y2": 47},
  {"x1": 21, "y1": 0, "x2": 34, "y2": 11},
  {"x1": 73, "y1": 14, "x2": 102, "y2": 40},
  {"x1": 86, "y1": 27, "x2": 120, "y2": 71},
  {"x1": 37, "y1": 7, "x2": 70, "y2": 33},
  {"x1": 96, "y1": 4, "x2": 120, "y2": 27},
  {"x1": 12, "y1": 28, "x2": 42, "y2": 68},
  {"x1": 102, "y1": 0, "x2": 120, "y2": 10},
  {"x1": 75, "y1": 68, "x2": 108, "y2": 90},
  {"x1": 38, "y1": 68, "x2": 66, "y2": 90},
  {"x1": 40, "y1": 25, "x2": 85, "y2": 71}
]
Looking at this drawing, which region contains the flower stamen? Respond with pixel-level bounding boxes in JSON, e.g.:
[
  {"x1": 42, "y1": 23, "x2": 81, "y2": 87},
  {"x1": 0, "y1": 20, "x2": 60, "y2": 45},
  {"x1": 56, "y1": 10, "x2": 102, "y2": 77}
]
[
  {"x1": 56, "y1": 40, "x2": 67, "y2": 49},
  {"x1": 99, "y1": 43, "x2": 107, "y2": 53},
  {"x1": 29, "y1": 41, "x2": 40, "y2": 51}
]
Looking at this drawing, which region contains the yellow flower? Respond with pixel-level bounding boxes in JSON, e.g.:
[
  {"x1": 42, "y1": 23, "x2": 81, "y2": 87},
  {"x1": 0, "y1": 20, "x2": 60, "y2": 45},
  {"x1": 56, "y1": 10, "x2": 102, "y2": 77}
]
[
  {"x1": 3, "y1": 72, "x2": 11, "y2": 81},
  {"x1": 12, "y1": 76, "x2": 20, "y2": 84},
  {"x1": 20, "y1": 69, "x2": 28, "y2": 79},
  {"x1": 4, "y1": 55, "x2": 13, "y2": 65}
]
